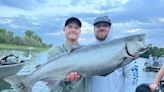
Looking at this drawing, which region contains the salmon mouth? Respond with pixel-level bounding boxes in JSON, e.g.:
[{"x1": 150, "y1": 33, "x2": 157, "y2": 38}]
[
  {"x1": 125, "y1": 43, "x2": 152, "y2": 58},
  {"x1": 138, "y1": 44, "x2": 152, "y2": 54}
]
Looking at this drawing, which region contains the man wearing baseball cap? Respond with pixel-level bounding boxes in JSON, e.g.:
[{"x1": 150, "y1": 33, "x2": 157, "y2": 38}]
[
  {"x1": 47, "y1": 17, "x2": 89, "y2": 92},
  {"x1": 89, "y1": 16, "x2": 138, "y2": 92}
]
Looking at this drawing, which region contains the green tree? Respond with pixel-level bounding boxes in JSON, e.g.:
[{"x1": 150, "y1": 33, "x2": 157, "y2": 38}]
[
  {"x1": 0, "y1": 28, "x2": 7, "y2": 43},
  {"x1": 0, "y1": 28, "x2": 50, "y2": 48},
  {"x1": 5, "y1": 31, "x2": 14, "y2": 44},
  {"x1": 25, "y1": 30, "x2": 35, "y2": 37},
  {"x1": 14, "y1": 36, "x2": 22, "y2": 45}
]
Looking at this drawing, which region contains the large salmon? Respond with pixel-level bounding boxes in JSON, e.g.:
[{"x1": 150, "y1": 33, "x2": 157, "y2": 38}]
[{"x1": 5, "y1": 34, "x2": 150, "y2": 92}]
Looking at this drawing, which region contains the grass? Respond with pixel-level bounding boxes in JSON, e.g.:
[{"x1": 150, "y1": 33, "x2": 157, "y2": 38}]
[{"x1": 0, "y1": 44, "x2": 48, "y2": 52}]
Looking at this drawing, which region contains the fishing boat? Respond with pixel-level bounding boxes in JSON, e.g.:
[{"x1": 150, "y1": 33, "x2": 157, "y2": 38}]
[
  {"x1": 0, "y1": 48, "x2": 33, "y2": 79},
  {"x1": 143, "y1": 57, "x2": 161, "y2": 72},
  {"x1": 143, "y1": 65, "x2": 161, "y2": 72},
  {"x1": 0, "y1": 60, "x2": 28, "y2": 79}
]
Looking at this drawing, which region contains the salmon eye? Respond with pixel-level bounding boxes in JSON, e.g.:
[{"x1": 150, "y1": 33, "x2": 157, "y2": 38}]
[{"x1": 139, "y1": 37, "x2": 143, "y2": 41}]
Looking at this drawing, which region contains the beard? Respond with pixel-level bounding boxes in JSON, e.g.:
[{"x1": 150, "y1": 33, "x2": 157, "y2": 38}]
[{"x1": 95, "y1": 34, "x2": 108, "y2": 41}]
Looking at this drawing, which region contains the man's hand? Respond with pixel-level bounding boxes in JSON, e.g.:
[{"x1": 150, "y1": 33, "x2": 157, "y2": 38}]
[
  {"x1": 66, "y1": 71, "x2": 80, "y2": 81},
  {"x1": 149, "y1": 83, "x2": 159, "y2": 91}
]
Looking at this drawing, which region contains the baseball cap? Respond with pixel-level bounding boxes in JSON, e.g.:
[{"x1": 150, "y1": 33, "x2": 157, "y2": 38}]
[
  {"x1": 93, "y1": 16, "x2": 111, "y2": 26},
  {"x1": 65, "y1": 17, "x2": 82, "y2": 27}
]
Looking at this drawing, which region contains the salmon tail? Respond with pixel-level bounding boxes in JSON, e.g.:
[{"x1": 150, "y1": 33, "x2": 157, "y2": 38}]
[{"x1": 4, "y1": 75, "x2": 33, "y2": 92}]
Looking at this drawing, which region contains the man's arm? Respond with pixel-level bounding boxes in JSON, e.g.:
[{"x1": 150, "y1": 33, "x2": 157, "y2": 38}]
[
  {"x1": 149, "y1": 66, "x2": 164, "y2": 91},
  {"x1": 153, "y1": 66, "x2": 164, "y2": 85}
]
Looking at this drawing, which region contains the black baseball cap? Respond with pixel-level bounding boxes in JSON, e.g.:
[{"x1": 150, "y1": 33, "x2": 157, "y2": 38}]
[{"x1": 65, "y1": 17, "x2": 82, "y2": 27}]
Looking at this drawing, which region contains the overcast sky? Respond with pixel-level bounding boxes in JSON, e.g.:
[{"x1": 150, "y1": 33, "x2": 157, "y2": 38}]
[{"x1": 0, "y1": 0, "x2": 164, "y2": 47}]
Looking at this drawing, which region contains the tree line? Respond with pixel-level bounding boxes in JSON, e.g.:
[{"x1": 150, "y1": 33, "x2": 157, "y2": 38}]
[
  {"x1": 0, "y1": 28, "x2": 52, "y2": 48},
  {"x1": 141, "y1": 46, "x2": 164, "y2": 58}
]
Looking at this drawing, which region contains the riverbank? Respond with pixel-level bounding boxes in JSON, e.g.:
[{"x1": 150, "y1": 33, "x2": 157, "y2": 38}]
[{"x1": 0, "y1": 44, "x2": 48, "y2": 52}]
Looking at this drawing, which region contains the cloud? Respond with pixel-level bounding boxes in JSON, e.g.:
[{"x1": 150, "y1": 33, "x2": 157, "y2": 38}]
[
  {"x1": 0, "y1": 0, "x2": 46, "y2": 10},
  {"x1": 81, "y1": 21, "x2": 94, "y2": 34},
  {"x1": 110, "y1": 0, "x2": 164, "y2": 23},
  {"x1": 0, "y1": 0, "x2": 128, "y2": 17},
  {"x1": 9, "y1": 24, "x2": 20, "y2": 29},
  {"x1": 0, "y1": 0, "x2": 163, "y2": 47},
  {"x1": 0, "y1": 5, "x2": 27, "y2": 17},
  {"x1": 0, "y1": 18, "x2": 13, "y2": 24},
  {"x1": 45, "y1": 32, "x2": 64, "y2": 36},
  {"x1": 144, "y1": 29, "x2": 164, "y2": 47},
  {"x1": 155, "y1": 18, "x2": 164, "y2": 23}
]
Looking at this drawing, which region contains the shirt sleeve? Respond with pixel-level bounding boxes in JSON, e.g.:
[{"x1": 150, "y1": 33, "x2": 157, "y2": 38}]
[
  {"x1": 47, "y1": 46, "x2": 62, "y2": 61},
  {"x1": 123, "y1": 60, "x2": 138, "y2": 92},
  {"x1": 45, "y1": 46, "x2": 64, "y2": 90}
]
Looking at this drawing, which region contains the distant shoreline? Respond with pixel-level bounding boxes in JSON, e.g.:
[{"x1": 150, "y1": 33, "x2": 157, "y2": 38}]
[{"x1": 0, "y1": 44, "x2": 48, "y2": 51}]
